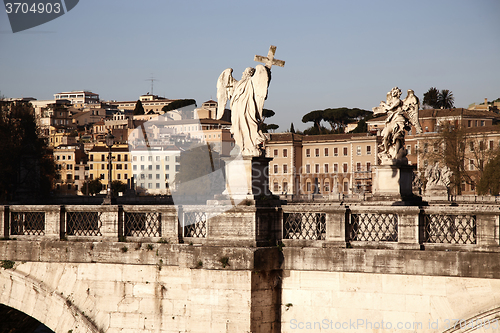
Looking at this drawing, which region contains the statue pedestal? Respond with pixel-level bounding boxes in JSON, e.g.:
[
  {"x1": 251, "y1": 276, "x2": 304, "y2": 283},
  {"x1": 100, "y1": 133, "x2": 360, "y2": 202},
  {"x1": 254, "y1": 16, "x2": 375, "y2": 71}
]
[
  {"x1": 221, "y1": 155, "x2": 272, "y2": 200},
  {"x1": 372, "y1": 164, "x2": 417, "y2": 202}
]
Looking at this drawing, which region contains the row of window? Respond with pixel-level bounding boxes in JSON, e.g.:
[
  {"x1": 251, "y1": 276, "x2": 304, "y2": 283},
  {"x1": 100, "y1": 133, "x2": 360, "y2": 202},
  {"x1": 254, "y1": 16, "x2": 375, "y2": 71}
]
[
  {"x1": 89, "y1": 173, "x2": 129, "y2": 180},
  {"x1": 272, "y1": 162, "x2": 372, "y2": 174},
  {"x1": 89, "y1": 163, "x2": 128, "y2": 170},
  {"x1": 90, "y1": 154, "x2": 129, "y2": 162},
  {"x1": 55, "y1": 155, "x2": 72, "y2": 160},
  {"x1": 272, "y1": 146, "x2": 373, "y2": 158},
  {"x1": 132, "y1": 155, "x2": 179, "y2": 162},
  {"x1": 271, "y1": 179, "x2": 351, "y2": 193},
  {"x1": 134, "y1": 174, "x2": 170, "y2": 180}
]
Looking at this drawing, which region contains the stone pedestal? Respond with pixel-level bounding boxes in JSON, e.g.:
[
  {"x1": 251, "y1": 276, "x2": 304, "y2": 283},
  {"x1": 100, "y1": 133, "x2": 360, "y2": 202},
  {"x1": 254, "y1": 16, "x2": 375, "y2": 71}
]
[
  {"x1": 222, "y1": 155, "x2": 272, "y2": 200},
  {"x1": 372, "y1": 164, "x2": 417, "y2": 202}
]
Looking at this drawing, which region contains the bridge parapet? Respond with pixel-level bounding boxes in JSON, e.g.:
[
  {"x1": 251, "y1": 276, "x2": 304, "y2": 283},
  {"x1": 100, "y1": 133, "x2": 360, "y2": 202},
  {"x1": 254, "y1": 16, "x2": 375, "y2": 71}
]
[{"x1": 2, "y1": 203, "x2": 499, "y2": 252}]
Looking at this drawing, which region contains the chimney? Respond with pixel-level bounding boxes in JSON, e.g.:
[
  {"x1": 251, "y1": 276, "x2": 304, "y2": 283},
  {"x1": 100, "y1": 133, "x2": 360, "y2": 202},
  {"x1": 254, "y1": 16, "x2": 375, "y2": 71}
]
[{"x1": 485, "y1": 98, "x2": 488, "y2": 105}]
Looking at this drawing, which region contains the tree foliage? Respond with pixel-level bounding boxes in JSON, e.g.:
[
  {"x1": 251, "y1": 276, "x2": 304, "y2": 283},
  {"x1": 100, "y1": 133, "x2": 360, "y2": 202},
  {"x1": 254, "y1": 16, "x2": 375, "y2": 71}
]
[
  {"x1": 478, "y1": 153, "x2": 500, "y2": 195},
  {"x1": 0, "y1": 101, "x2": 56, "y2": 202},
  {"x1": 161, "y1": 99, "x2": 196, "y2": 112},
  {"x1": 81, "y1": 179, "x2": 103, "y2": 195},
  {"x1": 423, "y1": 87, "x2": 455, "y2": 109},
  {"x1": 111, "y1": 180, "x2": 127, "y2": 194},
  {"x1": 290, "y1": 122, "x2": 295, "y2": 133},
  {"x1": 301, "y1": 110, "x2": 324, "y2": 133},
  {"x1": 133, "y1": 100, "x2": 145, "y2": 115},
  {"x1": 259, "y1": 108, "x2": 277, "y2": 133}
]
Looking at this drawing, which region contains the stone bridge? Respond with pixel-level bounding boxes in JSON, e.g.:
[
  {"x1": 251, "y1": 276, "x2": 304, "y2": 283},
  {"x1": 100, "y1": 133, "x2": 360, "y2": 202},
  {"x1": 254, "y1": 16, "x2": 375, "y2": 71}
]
[{"x1": 1, "y1": 202, "x2": 500, "y2": 332}]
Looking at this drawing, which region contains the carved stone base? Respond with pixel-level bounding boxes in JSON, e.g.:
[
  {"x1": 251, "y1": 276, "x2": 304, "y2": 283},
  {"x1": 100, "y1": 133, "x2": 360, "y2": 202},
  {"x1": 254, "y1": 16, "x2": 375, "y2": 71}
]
[
  {"x1": 372, "y1": 164, "x2": 419, "y2": 202},
  {"x1": 221, "y1": 155, "x2": 272, "y2": 200}
]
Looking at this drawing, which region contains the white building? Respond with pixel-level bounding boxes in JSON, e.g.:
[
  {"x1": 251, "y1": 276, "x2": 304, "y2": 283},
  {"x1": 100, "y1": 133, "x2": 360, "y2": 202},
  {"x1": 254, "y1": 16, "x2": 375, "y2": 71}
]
[{"x1": 131, "y1": 146, "x2": 181, "y2": 195}]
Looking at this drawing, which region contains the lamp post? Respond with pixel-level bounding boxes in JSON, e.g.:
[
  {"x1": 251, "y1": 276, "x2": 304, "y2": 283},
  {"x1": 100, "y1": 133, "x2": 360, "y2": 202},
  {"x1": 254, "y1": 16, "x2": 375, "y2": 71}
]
[{"x1": 103, "y1": 130, "x2": 115, "y2": 205}]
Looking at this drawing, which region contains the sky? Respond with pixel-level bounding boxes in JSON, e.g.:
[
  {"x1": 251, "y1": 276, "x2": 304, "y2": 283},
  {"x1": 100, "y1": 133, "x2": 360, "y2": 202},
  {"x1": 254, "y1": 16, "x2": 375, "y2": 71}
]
[{"x1": 1, "y1": 0, "x2": 499, "y2": 131}]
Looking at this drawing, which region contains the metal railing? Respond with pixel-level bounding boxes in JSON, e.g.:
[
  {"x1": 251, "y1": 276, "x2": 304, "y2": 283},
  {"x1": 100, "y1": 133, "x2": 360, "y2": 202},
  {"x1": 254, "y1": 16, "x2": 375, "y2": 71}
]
[
  {"x1": 183, "y1": 211, "x2": 207, "y2": 238},
  {"x1": 66, "y1": 211, "x2": 102, "y2": 236},
  {"x1": 423, "y1": 214, "x2": 476, "y2": 244},
  {"x1": 10, "y1": 212, "x2": 45, "y2": 236},
  {"x1": 349, "y1": 213, "x2": 398, "y2": 242},
  {"x1": 124, "y1": 211, "x2": 161, "y2": 237},
  {"x1": 283, "y1": 212, "x2": 326, "y2": 240}
]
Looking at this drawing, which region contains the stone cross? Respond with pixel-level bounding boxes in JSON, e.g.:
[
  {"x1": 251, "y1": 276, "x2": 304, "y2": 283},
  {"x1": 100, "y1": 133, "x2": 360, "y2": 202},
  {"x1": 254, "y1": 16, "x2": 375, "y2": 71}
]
[{"x1": 254, "y1": 45, "x2": 285, "y2": 69}]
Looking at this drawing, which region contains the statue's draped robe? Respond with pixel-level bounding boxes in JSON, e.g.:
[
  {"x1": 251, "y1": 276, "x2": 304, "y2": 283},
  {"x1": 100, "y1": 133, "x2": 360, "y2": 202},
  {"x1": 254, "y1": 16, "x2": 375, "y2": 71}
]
[{"x1": 230, "y1": 76, "x2": 266, "y2": 155}]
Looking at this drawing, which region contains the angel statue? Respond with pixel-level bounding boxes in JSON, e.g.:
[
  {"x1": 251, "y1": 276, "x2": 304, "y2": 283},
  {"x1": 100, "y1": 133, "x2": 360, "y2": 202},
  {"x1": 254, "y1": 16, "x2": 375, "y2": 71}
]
[
  {"x1": 372, "y1": 87, "x2": 423, "y2": 164},
  {"x1": 216, "y1": 65, "x2": 270, "y2": 157}
]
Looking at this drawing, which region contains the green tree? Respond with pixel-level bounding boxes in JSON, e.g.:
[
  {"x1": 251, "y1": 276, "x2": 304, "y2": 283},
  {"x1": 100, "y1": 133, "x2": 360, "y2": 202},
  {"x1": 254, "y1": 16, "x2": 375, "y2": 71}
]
[
  {"x1": 322, "y1": 107, "x2": 371, "y2": 133},
  {"x1": 259, "y1": 108, "x2": 276, "y2": 133},
  {"x1": 81, "y1": 179, "x2": 103, "y2": 195},
  {"x1": 423, "y1": 87, "x2": 440, "y2": 109},
  {"x1": 111, "y1": 180, "x2": 127, "y2": 194},
  {"x1": 438, "y1": 89, "x2": 455, "y2": 109},
  {"x1": 134, "y1": 100, "x2": 145, "y2": 115},
  {"x1": 0, "y1": 101, "x2": 56, "y2": 202},
  {"x1": 290, "y1": 122, "x2": 295, "y2": 133},
  {"x1": 302, "y1": 110, "x2": 324, "y2": 133},
  {"x1": 161, "y1": 99, "x2": 196, "y2": 112},
  {"x1": 477, "y1": 153, "x2": 500, "y2": 195}
]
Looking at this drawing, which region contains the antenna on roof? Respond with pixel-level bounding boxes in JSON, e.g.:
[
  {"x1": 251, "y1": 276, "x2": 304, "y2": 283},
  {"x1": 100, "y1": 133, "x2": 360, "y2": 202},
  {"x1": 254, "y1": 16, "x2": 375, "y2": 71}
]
[{"x1": 145, "y1": 74, "x2": 159, "y2": 95}]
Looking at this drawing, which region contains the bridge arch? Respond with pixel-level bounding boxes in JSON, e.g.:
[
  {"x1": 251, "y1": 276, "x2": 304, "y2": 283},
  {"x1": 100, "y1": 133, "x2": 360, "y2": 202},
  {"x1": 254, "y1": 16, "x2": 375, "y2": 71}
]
[{"x1": 0, "y1": 267, "x2": 100, "y2": 333}]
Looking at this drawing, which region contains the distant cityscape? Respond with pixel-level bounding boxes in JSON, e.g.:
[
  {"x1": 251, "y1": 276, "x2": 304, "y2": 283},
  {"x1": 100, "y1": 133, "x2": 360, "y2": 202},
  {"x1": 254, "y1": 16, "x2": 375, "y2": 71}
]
[{"x1": 2, "y1": 91, "x2": 500, "y2": 198}]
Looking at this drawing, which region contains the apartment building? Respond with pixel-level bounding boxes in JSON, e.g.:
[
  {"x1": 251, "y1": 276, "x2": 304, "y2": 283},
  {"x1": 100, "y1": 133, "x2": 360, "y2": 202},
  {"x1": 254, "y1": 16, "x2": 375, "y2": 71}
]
[
  {"x1": 131, "y1": 146, "x2": 181, "y2": 194},
  {"x1": 54, "y1": 91, "x2": 100, "y2": 107},
  {"x1": 53, "y1": 144, "x2": 87, "y2": 194},
  {"x1": 266, "y1": 133, "x2": 380, "y2": 195},
  {"x1": 110, "y1": 94, "x2": 175, "y2": 113},
  {"x1": 87, "y1": 144, "x2": 132, "y2": 191}
]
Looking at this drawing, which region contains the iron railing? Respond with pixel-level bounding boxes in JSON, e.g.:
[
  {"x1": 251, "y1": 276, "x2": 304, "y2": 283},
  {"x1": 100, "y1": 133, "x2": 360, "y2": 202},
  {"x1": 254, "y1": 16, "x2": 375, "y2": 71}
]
[
  {"x1": 10, "y1": 212, "x2": 45, "y2": 236},
  {"x1": 350, "y1": 213, "x2": 398, "y2": 242},
  {"x1": 124, "y1": 211, "x2": 161, "y2": 237},
  {"x1": 423, "y1": 214, "x2": 476, "y2": 244},
  {"x1": 66, "y1": 211, "x2": 102, "y2": 236},
  {"x1": 283, "y1": 212, "x2": 326, "y2": 240},
  {"x1": 183, "y1": 212, "x2": 207, "y2": 238}
]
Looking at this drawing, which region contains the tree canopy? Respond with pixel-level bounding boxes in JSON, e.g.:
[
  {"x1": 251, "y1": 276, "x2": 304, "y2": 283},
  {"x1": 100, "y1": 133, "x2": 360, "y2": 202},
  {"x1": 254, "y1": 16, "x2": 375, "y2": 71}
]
[
  {"x1": 162, "y1": 99, "x2": 196, "y2": 112},
  {"x1": 423, "y1": 87, "x2": 455, "y2": 109},
  {"x1": 0, "y1": 101, "x2": 56, "y2": 202},
  {"x1": 478, "y1": 152, "x2": 500, "y2": 195},
  {"x1": 259, "y1": 108, "x2": 278, "y2": 133},
  {"x1": 302, "y1": 107, "x2": 371, "y2": 134},
  {"x1": 133, "y1": 100, "x2": 145, "y2": 115}
]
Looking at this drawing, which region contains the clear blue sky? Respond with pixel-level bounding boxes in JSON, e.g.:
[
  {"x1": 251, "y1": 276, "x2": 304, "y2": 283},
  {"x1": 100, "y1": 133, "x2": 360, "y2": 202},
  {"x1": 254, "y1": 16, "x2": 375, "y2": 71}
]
[{"x1": 1, "y1": 0, "x2": 499, "y2": 131}]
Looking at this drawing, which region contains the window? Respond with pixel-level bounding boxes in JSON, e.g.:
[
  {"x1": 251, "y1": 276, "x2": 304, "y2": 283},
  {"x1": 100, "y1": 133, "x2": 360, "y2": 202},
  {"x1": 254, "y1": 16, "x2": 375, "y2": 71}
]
[
  {"x1": 165, "y1": 165, "x2": 169, "y2": 171},
  {"x1": 334, "y1": 147, "x2": 338, "y2": 156},
  {"x1": 356, "y1": 146, "x2": 361, "y2": 155},
  {"x1": 490, "y1": 140, "x2": 494, "y2": 150},
  {"x1": 148, "y1": 165, "x2": 153, "y2": 171},
  {"x1": 117, "y1": 155, "x2": 121, "y2": 161},
  {"x1": 469, "y1": 142, "x2": 474, "y2": 152},
  {"x1": 141, "y1": 165, "x2": 145, "y2": 170},
  {"x1": 175, "y1": 156, "x2": 180, "y2": 163},
  {"x1": 90, "y1": 164, "x2": 93, "y2": 170},
  {"x1": 324, "y1": 164, "x2": 329, "y2": 173},
  {"x1": 156, "y1": 174, "x2": 160, "y2": 179},
  {"x1": 315, "y1": 164, "x2": 320, "y2": 173},
  {"x1": 481, "y1": 120, "x2": 485, "y2": 126},
  {"x1": 100, "y1": 174, "x2": 105, "y2": 180},
  {"x1": 148, "y1": 156, "x2": 152, "y2": 161},
  {"x1": 156, "y1": 156, "x2": 160, "y2": 161},
  {"x1": 343, "y1": 181, "x2": 349, "y2": 193},
  {"x1": 283, "y1": 164, "x2": 288, "y2": 173},
  {"x1": 306, "y1": 164, "x2": 311, "y2": 173},
  {"x1": 273, "y1": 181, "x2": 279, "y2": 192},
  {"x1": 101, "y1": 154, "x2": 105, "y2": 161},
  {"x1": 343, "y1": 147, "x2": 348, "y2": 156},
  {"x1": 274, "y1": 165, "x2": 278, "y2": 174},
  {"x1": 117, "y1": 174, "x2": 121, "y2": 180},
  {"x1": 306, "y1": 149, "x2": 311, "y2": 157},
  {"x1": 124, "y1": 174, "x2": 128, "y2": 179},
  {"x1": 468, "y1": 120, "x2": 472, "y2": 127},
  {"x1": 283, "y1": 149, "x2": 288, "y2": 157},
  {"x1": 469, "y1": 159, "x2": 474, "y2": 171},
  {"x1": 133, "y1": 165, "x2": 137, "y2": 171},
  {"x1": 306, "y1": 182, "x2": 311, "y2": 192},
  {"x1": 273, "y1": 149, "x2": 278, "y2": 157},
  {"x1": 343, "y1": 163, "x2": 348, "y2": 173},
  {"x1": 165, "y1": 156, "x2": 170, "y2": 161},
  {"x1": 324, "y1": 148, "x2": 329, "y2": 157},
  {"x1": 140, "y1": 156, "x2": 145, "y2": 161},
  {"x1": 406, "y1": 145, "x2": 411, "y2": 155},
  {"x1": 315, "y1": 148, "x2": 319, "y2": 157},
  {"x1": 324, "y1": 181, "x2": 330, "y2": 192},
  {"x1": 356, "y1": 162, "x2": 361, "y2": 172},
  {"x1": 367, "y1": 162, "x2": 371, "y2": 172},
  {"x1": 156, "y1": 165, "x2": 160, "y2": 170},
  {"x1": 333, "y1": 163, "x2": 338, "y2": 173},
  {"x1": 90, "y1": 155, "x2": 94, "y2": 161},
  {"x1": 366, "y1": 145, "x2": 371, "y2": 155},
  {"x1": 156, "y1": 183, "x2": 160, "y2": 189},
  {"x1": 165, "y1": 174, "x2": 169, "y2": 180},
  {"x1": 175, "y1": 165, "x2": 180, "y2": 172},
  {"x1": 148, "y1": 183, "x2": 152, "y2": 189},
  {"x1": 148, "y1": 174, "x2": 152, "y2": 180},
  {"x1": 124, "y1": 155, "x2": 128, "y2": 161},
  {"x1": 283, "y1": 182, "x2": 288, "y2": 192}
]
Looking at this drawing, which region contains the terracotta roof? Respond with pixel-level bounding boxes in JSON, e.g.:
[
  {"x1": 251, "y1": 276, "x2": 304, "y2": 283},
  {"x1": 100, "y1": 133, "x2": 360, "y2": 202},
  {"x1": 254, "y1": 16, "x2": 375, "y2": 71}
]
[
  {"x1": 267, "y1": 133, "x2": 303, "y2": 142},
  {"x1": 302, "y1": 132, "x2": 375, "y2": 142}
]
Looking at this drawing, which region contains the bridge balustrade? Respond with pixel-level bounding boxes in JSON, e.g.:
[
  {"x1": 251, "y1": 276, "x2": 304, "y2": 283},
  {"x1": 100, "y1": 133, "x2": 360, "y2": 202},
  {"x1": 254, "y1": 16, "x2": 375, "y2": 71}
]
[{"x1": 1, "y1": 204, "x2": 499, "y2": 251}]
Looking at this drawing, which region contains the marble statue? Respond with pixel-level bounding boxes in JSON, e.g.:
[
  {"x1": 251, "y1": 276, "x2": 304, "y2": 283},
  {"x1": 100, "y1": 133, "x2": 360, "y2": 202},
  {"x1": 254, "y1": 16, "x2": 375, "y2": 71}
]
[
  {"x1": 216, "y1": 46, "x2": 284, "y2": 157},
  {"x1": 373, "y1": 87, "x2": 423, "y2": 164},
  {"x1": 425, "y1": 162, "x2": 452, "y2": 189}
]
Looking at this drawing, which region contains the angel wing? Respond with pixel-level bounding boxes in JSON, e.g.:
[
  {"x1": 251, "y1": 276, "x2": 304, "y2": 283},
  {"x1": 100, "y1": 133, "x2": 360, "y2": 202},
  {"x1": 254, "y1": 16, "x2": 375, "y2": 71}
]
[
  {"x1": 216, "y1": 68, "x2": 236, "y2": 120},
  {"x1": 250, "y1": 65, "x2": 270, "y2": 121},
  {"x1": 403, "y1": 91, "x2": 423, "y2": 134}
]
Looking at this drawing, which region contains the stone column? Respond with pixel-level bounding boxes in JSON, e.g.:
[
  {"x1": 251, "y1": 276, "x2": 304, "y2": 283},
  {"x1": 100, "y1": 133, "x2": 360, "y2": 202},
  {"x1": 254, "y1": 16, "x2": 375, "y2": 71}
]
[
  {"x1": 100, "y1": 205, "x2": 120, "y2": 240},
  {"x1": 396, "y1": 206, "x2": 421, "y2": 249}
]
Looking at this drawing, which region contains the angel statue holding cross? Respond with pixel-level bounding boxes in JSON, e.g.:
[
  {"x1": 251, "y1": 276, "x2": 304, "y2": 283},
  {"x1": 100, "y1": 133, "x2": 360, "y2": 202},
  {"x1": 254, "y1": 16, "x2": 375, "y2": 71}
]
[{"x1": 216, "y1": 46, "x2": 285, "y2": 157}]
